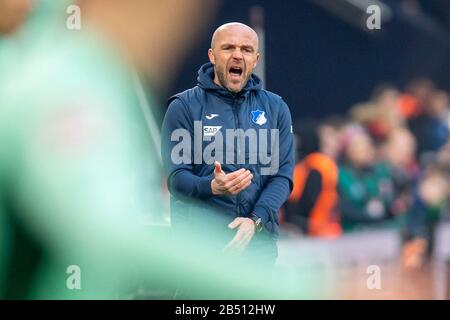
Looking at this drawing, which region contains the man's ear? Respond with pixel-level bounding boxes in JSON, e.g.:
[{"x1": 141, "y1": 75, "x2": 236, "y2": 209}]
[
  {"x1": 208, "y1": 48, "x2": 215, "y2": 65},
  {"x1": 254, "y1": 52, "x2": 260, "y2": 68}
]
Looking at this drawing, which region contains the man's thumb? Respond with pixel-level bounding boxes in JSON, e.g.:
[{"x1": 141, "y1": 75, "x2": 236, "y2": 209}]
[
  {"x1": 214, "y1": 161, "x2": 223, "y2": 175},
  {"x1": 228, "y1": 219, "x2": 240, "y2": 229}
]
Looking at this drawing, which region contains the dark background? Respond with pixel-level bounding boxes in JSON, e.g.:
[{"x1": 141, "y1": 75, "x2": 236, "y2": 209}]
[{"x1": 168, "y1": 0, "x2": 450, "y2": 122}]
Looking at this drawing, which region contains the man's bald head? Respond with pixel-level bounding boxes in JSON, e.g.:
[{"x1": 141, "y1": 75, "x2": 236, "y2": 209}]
[
  {"x1": 210, "y1": 22, "x2": 259, "y2": 51},
  {"x1": 208, "y1": 22, "x2": 260, "y2": 93}
]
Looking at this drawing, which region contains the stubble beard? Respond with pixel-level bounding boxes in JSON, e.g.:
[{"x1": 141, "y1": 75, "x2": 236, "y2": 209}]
[{"x1": 215, "y1": 66, "x2": 249, "y2": 94}]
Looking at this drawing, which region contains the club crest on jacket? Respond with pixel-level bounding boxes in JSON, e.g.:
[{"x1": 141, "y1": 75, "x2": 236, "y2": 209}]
[{"x1": 251, "y1": 110, "x2": 267, "y2": 126}]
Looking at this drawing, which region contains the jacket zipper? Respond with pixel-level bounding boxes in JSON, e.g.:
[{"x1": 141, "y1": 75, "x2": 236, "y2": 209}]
[{"x1": 232, "y1": 96, "x2": 241, "y2": 218}]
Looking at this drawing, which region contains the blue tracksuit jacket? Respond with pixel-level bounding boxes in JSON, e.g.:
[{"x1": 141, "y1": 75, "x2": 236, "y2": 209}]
[{"x1": 161, "y1": 62, "x2": 294, "y2": 235}]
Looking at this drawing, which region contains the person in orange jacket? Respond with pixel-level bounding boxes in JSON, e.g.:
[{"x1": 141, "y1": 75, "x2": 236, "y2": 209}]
[{"x1": 283, "y1": 118, "x2": 344, "y2": 238}]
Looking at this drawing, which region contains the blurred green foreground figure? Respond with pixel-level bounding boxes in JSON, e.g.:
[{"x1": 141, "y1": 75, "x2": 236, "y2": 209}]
[
  {"x1": 0, "y1": 0, "x2": 315, "y2": 300},
  {"x1": 0, "y1": 0, "x2": 171, "y2": 299}
]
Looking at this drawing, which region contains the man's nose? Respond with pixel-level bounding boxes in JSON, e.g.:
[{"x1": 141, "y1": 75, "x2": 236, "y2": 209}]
[{"x1": 231, "y1": 49, "x2": 244, "y2": 60}]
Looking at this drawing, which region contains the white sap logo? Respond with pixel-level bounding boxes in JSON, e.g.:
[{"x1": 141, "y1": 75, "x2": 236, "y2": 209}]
[{"x1": 203, "y1": 126, "x2": 222, "y2": 137}]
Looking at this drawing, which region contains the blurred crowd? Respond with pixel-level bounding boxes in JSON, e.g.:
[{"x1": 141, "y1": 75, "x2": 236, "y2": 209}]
[{"x1": 282, "y1": 78, "x2": 450, "y2": 269}]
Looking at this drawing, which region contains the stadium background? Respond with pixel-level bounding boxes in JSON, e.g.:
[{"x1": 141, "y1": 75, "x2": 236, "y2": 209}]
[
  {"x1": 166, "y1": 0, "x2": 450, "y2": 299},
  {"x1": 171, "y1": 0, "x2": 450, "y2": 120}
]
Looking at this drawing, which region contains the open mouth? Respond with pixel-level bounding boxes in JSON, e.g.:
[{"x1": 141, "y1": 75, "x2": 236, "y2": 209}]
[{"x1": 228, "y1": 66, "x2": 243, "y2": 81}]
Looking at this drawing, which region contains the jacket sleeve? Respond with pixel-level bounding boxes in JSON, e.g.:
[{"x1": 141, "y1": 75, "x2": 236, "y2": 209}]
[
  {"x1": 252, "y1": 98, "x2": 295, "y2": 232},
  {"x1": 161, "y1": 97, "x2": 214, "y2": 199}
]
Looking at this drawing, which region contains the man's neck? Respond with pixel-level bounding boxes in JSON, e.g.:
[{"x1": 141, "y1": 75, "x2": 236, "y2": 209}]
[
  {"x1": 212, "y1": 74, "x2": 223, "y2": 88},
  {"x1": 212, "y1": 74, "x2": 242, "y2": 96}
]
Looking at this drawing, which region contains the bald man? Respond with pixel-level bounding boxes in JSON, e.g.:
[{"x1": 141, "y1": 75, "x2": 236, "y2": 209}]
[{"x1": 162, "y1": 23, "x2": 294, "y2": 264}]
